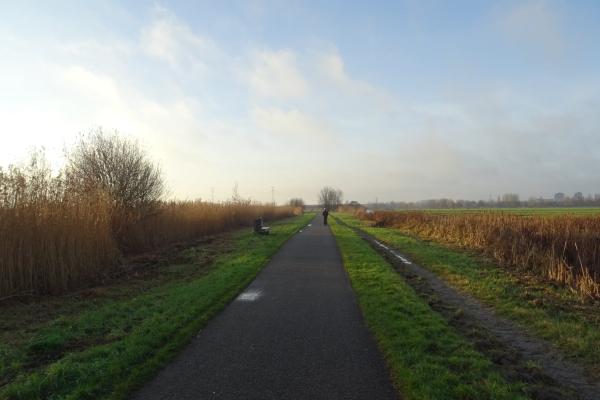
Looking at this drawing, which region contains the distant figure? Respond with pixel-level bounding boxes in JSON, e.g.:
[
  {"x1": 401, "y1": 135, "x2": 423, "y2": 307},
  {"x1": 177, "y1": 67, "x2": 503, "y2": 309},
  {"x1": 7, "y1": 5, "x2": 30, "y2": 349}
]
[{"x1": 322, "y1": 208, "x2": 329, "y2": 225}]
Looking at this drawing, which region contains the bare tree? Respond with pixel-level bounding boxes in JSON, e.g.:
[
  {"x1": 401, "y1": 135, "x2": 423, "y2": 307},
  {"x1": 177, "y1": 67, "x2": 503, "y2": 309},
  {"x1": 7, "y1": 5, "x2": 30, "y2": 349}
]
[
  {"x1": 318, "y1": 186, "x2": 343, "y2": 210},
  {"x1": 66, "y1": 129, "x2": 165, "y2": 236},
  {"x1": 288, "y1": 198, "x2": 305, "y2": 208}
]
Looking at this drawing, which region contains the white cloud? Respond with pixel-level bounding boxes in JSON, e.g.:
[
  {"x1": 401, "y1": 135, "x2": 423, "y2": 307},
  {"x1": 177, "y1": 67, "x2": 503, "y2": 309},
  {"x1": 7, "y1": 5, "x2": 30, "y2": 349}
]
[
  {"x1": 245, "y1": 49, "x2": 308, "y2": 98},
  {"x1": 252, "y1": 106, "x2": 333, "y2": 144},
  {"x1": 3, "y1": 3, "x2": 599, "y2": 204},
  {"x1": 319, "y1": 51, "x2": 347, "y2": 85},
  {"x1": 495, "y1": 0, "x2": 564, "y2": 55},
  {"x1": 58, "y1": 39, "x2": 133, "y2": 59},
  {"x1": 317, "y1": 49, "x2": 396, "y2": 110},
  {"x1": 60, "y1": 65, "x2": 122, "y2": 104},
  {"x1": 141, "y1": 5, "x2": 216, "y2": 71}
]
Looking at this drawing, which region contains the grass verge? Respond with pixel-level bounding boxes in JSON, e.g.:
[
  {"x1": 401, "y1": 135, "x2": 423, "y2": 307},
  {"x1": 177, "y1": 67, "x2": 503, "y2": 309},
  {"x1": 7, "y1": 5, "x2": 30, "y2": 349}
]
[
  {"x1": 336, "y1": 213, "x2": 600, "y2": 376},
  {"x1": 0, "y1": 213, "x2": 313, "y2": 400},
  {"x1": 329, "y1": 217, "x2": 527, "y2": 399}
]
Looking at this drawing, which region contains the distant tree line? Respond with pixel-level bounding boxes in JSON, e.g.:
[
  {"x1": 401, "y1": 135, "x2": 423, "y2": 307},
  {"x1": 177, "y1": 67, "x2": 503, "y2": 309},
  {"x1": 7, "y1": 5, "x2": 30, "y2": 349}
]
[
  {"x1": 365, "y1": 192, "x2": 600, "y2": 210},
  {"x1": 288, "y1": 198, "x2": 305, "y2": 208}
]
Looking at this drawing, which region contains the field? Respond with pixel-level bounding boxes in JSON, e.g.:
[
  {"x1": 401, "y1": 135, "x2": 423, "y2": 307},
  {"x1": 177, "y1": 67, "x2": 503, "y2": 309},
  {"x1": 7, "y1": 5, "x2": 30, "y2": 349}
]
[
  {"x1": 357, "y1": 208, "x2": 600, "y2": 298},
  {"x1": 412, "y1": 207, "x2": 600, "y2": 216},
  {"x1": 333, "y1": 212, "x2": 600, "y2": 398}
]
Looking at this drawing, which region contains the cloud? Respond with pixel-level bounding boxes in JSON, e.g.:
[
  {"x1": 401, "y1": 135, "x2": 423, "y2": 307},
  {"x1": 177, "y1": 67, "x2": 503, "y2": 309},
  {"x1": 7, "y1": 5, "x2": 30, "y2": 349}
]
[
  {"x1": 244, "y1": 49, "x2": 308, "y2": 98},
  {"x1": 317, "y1": 49, "x2": 396, "y2": 110},
  {"x1": 4, "y1": 3, "x2": 600, "y2": 204},
  {"x1": 495, "y1": 0, "x2": 564, "y2": 55},
  {"x1": 141, "y1": 5, "x2": 216, "y2": 71},
  {"x1": 319, "y1": 50, "x2": 347, "y2": 85},
  {"x1": 58, "y1": 39, "x2": 133, "y2": 60},
  {"x1": 251, "y1": 106, "x2": 334, "y2": 145},
  {"x1": 60, "y1": 65, "x2": 123, "y2": 104}
]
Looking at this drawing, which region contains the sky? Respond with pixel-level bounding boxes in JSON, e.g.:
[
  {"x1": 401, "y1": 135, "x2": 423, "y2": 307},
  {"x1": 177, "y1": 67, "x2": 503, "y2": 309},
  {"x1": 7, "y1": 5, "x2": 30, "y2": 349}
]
[{"x1": 1, "y1": 0, "x2": 600, "y2": 204}]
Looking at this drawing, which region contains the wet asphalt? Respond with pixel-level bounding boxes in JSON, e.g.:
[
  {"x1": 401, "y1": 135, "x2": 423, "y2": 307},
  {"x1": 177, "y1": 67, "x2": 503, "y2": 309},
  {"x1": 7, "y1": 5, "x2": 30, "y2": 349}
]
[{"x1": 131, "y1": 215, "x2": 398, "y2": 400}]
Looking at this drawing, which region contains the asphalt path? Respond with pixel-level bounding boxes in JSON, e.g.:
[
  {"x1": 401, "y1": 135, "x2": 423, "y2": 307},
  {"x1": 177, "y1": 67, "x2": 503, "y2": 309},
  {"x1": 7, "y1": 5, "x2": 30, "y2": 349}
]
[{"x1": 131, "y1": 215, "x2": 398, "y2": 400}]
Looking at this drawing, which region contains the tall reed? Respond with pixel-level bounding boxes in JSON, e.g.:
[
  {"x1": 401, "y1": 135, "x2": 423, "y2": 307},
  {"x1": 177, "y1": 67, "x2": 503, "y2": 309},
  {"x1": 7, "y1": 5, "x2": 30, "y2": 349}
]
[
  {"x1": 0, "y1": 161, "x2": 119, "y2": 297},
  {"x1": 0, "y1": 159, "x2": 295, "y2": 298},
  {"x1": 119, "y1": 200, "x2": 296, "y2": 253},
  {"x1": 359, "y1": 210, "x2": 600, "y2": 298}
]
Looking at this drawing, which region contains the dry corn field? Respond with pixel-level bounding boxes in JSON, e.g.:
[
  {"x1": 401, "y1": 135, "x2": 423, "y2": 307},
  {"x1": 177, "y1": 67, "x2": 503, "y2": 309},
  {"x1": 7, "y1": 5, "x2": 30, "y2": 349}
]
[
  {"x1": 0, "y1": 162, "x2": 295, "y2": 298},
  {"x1": 358, "y1": 210, "x2": 600, "y2": 299}
]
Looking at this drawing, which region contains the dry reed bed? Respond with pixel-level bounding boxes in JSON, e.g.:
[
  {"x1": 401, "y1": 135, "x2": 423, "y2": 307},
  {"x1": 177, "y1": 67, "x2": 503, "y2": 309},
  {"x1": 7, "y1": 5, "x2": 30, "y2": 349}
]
[
  {"x1": 0, "y1": 199, "x2": 294, "y2": 298},
  {"x1": 359, "y1": 211, "x2": 600, "y2": 299},
  {"x1": 120, "y1": 201, "x2": 296, "y2": 253},
  {"x1": 0, "y1": 165, "x2": 295, "y2": 298}
]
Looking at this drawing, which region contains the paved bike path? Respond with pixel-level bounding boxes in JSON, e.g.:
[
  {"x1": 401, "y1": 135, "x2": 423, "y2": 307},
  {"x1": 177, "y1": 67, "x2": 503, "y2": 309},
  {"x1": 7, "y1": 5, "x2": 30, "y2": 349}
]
[{"x1": 132, "y1": 216, "x2": 398, "y2": 400}]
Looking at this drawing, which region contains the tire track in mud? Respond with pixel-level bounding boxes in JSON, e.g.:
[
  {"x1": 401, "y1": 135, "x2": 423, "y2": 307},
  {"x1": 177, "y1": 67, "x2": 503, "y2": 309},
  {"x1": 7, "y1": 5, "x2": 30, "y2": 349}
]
[{"x1": 335, "y1": 217, "x2": 600, "y2": 400}]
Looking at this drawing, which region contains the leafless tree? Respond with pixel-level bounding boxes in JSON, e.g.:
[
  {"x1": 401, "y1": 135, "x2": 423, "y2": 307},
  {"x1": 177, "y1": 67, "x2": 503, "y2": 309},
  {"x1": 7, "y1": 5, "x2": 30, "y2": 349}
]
[
  {"x1": 288, "y1": 198, "x2": 305, "y2": 208},
  {"x1": 318, "y1": 186, "x2": 343, "y2": 210},
  {"x1": 66, "y1": 129, "x2": 165, "y2": 237}
]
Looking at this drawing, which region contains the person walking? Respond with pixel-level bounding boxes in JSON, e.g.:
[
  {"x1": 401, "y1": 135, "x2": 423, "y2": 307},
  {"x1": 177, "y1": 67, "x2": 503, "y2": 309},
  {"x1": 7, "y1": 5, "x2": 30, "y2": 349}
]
[{"x1": 322, "y1": 208, "x2": 329, "y2": 225}]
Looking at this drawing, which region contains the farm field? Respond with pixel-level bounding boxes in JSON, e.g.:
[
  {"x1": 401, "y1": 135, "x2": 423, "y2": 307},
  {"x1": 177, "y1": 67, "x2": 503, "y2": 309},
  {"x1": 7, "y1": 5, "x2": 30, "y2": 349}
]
[
  {"x1": 334, "y1": 212, "x2": 600, "y2": 395},
  {"x1": 394, "y1": 207, "x2": 600, "y2": 216},
  {"x1": 0, "y1": 213, "x2": 313, "y2": 400},
  {"x1": 359, "y1": 209, "x2": 600, "y2": 298}
]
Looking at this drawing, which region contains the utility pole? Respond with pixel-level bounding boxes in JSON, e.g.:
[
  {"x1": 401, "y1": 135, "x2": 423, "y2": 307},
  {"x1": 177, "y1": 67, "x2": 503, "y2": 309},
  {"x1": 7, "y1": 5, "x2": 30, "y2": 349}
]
[
  {"x1": 271, "y1": 186, "x2": 275, "y2": 205},
  {"x1": 211, "y1": 187, "x2": 215, "y2": 203}
]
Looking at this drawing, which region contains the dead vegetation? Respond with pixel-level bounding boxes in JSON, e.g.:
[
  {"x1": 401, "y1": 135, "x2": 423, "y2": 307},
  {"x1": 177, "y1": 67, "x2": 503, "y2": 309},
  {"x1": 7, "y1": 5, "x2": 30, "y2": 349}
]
[
  {"x1": 0, "y1": 131, "x2": 295, "y2": 298},
  {"x1": 358, "y1": 210, "x2": 600, "y2": 299}
]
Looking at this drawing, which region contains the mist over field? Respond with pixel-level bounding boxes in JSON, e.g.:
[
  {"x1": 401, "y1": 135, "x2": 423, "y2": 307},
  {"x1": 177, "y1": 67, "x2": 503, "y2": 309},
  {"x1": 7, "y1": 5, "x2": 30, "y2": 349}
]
[{"x1": 2, "y1": 1, "x2": 600, "y2": 204}]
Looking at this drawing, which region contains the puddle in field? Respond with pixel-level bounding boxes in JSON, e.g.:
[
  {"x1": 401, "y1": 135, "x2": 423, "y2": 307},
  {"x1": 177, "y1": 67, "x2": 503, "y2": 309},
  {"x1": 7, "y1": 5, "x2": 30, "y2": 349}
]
[
  {"x1": 375, "y1": 240, "x2": 411, "y2": 264},
  {"x1": 236, "y1": 289, "x2": 263, "y2": 302}
]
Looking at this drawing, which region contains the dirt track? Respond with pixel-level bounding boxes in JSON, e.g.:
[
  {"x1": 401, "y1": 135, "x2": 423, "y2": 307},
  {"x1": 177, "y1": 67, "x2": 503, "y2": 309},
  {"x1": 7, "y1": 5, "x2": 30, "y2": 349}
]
[{"x1": 338, "y1": 217, "x2": 600, "y2": 400}]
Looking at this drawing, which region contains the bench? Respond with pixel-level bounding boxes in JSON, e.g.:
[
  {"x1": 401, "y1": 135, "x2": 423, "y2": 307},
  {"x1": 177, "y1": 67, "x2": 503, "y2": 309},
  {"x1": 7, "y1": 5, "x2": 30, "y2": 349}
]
[{"x1": 253, "y1": 217, "x2": 270, "y2": 235}]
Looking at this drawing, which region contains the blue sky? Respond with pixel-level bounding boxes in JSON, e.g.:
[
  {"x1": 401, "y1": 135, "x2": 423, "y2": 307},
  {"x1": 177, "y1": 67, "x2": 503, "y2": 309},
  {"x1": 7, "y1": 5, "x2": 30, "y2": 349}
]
[{"x1": 1, "y1": 0, "x2": 599, "y2": 203}]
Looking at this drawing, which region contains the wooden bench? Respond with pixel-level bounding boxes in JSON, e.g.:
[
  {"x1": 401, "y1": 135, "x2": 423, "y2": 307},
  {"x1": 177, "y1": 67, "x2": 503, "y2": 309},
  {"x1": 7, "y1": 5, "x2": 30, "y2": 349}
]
[{"x1": 253, "y1": 217, "x2": 270, "y2": 235}]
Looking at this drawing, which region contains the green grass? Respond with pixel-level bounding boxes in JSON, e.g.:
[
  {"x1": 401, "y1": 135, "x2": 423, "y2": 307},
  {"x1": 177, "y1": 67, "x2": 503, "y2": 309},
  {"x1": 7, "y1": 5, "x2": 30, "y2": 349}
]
[
  {"x1": 336, "y1": 213, "x2": 600, "y2": 376},
  {"x1": 0, "y1": 213, "x2": 313, "y2": 400},
  {"x1": 397, "y1": 207, "x2": 600, "y2": 216},
  {"x1": 329, "y1": 217, "x2": 527, "y2": 400}
]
